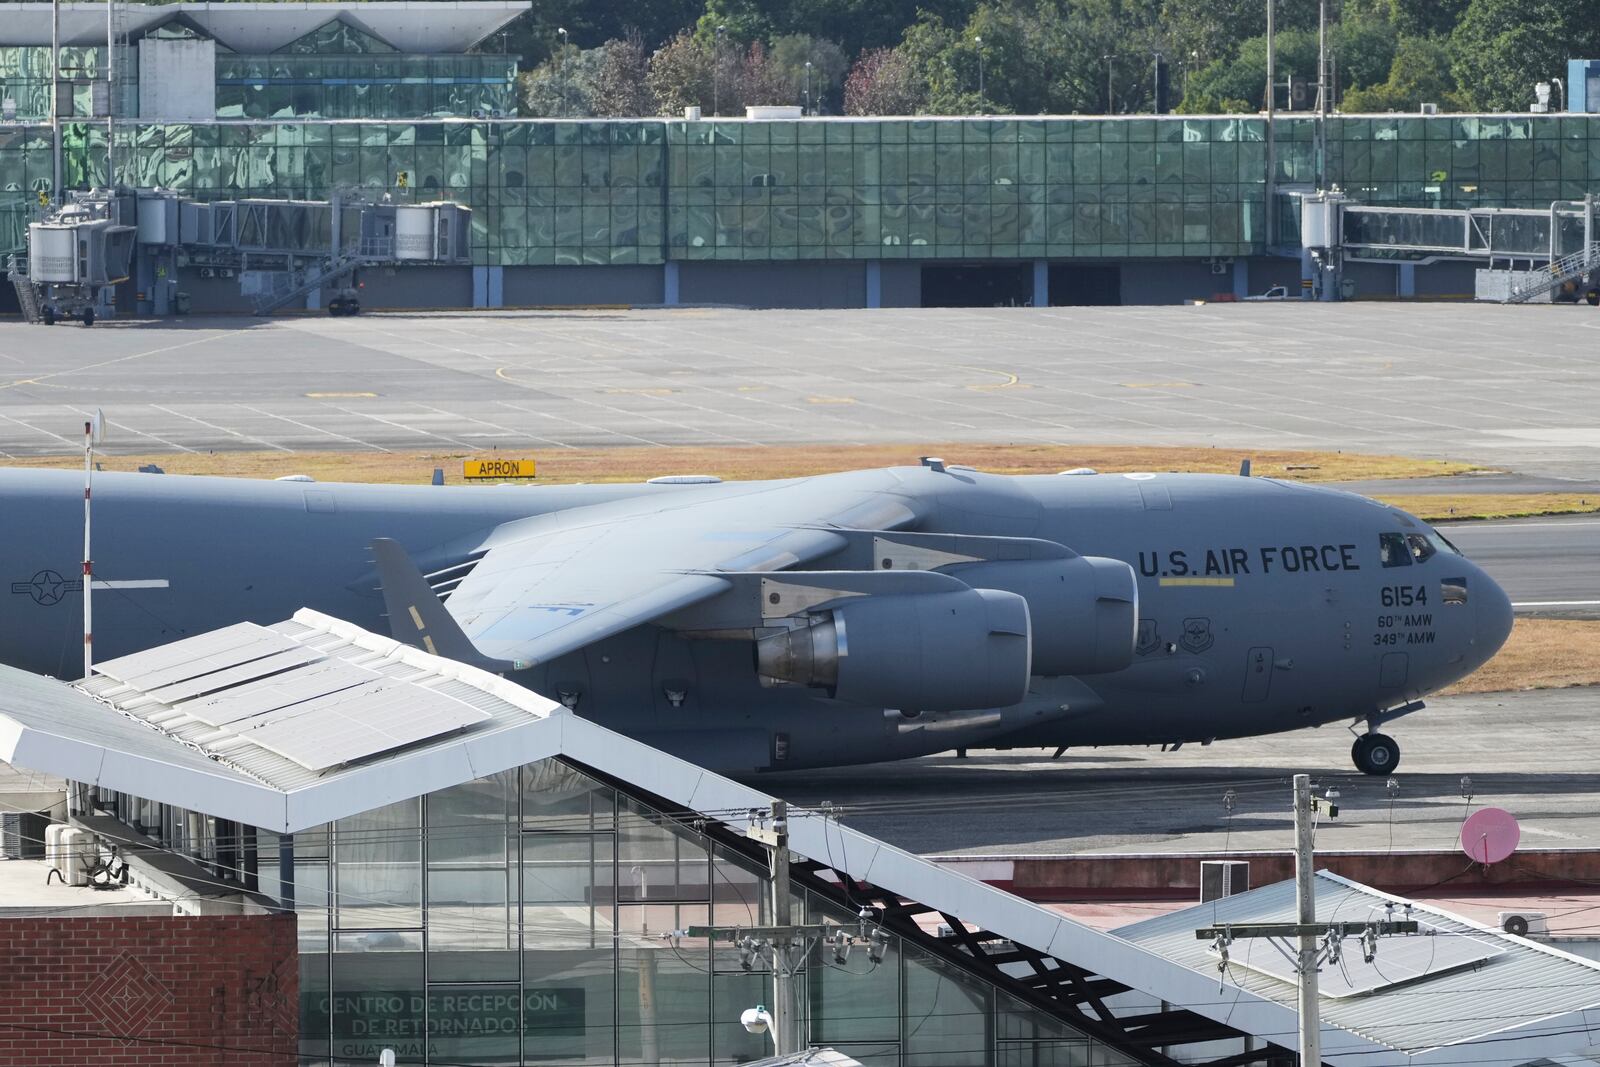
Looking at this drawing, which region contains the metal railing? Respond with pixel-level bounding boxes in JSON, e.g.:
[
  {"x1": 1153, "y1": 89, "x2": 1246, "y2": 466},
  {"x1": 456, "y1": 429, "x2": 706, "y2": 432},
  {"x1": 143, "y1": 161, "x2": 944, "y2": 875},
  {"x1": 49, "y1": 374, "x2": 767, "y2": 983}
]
[{"x1": 1505, "y1": 243, "x2": 1600, "y2": 304}]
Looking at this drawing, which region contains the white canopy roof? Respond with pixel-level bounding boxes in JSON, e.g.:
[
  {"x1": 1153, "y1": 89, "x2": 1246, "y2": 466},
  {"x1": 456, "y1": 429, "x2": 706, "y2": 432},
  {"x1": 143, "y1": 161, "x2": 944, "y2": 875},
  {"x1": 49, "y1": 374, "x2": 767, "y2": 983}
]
[{"x1": 0, "y1": 2, "x2": 529, "y2": 53}]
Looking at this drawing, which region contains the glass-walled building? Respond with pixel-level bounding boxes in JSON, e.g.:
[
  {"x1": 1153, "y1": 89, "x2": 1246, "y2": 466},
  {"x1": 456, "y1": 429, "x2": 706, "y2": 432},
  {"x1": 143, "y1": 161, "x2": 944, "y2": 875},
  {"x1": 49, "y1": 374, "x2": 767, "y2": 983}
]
[
  {"x1": 290, "y1": 758, "x2": 1145, "y2": 1067},
  {"x1": 1, "y1": 4, "x2": 1597, "y2": 308},
  {"x1": 2, "y1": 112, "x2": 1598, "y2": 308}
]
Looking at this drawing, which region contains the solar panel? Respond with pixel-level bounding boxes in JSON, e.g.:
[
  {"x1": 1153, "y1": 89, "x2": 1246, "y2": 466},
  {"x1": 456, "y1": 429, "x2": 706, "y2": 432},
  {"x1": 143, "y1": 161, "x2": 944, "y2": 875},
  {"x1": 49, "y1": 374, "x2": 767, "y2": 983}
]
[
  {"x1": 95, "y1": 623, "x2": 298, "y2": 691},
  {"x1": 144, "y1": 646, "x2": 325, "y2": 705},
  {"x1": 1220, "y1": 918, "x2": 1503, "y2": 996},
  {"x1": 244, "y1": 684, "x2": 490, "y2": 771},
  {"x1": 178, "y1": 659, "x2": 379, "y2": 728}
]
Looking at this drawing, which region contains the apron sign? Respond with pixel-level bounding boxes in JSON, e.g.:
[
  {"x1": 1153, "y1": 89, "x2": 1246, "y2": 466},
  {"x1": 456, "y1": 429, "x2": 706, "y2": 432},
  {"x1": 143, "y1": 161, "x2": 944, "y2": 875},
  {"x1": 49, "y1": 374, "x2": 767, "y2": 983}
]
[{"x1": 464, "y1": 458, "x2": 537, "y2": 480}]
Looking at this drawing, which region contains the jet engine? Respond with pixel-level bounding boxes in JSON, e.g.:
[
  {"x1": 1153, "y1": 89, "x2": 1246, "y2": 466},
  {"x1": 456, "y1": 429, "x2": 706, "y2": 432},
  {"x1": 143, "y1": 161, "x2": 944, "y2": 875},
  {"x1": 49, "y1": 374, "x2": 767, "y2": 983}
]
[
  {"x1": 944, "y1": 555, "x2": 1137, "y2": 675},
  {"x1": 755, "y1": 587, "x2": 1031, "y2": 711}
]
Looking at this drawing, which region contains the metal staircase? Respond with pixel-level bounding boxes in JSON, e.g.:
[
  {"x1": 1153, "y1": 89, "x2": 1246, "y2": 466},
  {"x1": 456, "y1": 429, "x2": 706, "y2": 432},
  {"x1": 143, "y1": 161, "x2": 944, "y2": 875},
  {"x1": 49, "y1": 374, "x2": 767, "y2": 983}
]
[
  {"x1": 7, "y1": 255, "x2": 39, "y2": 323},
  {"x1": 1505, "y1": 242, "x2": 1600, "y2": 304},
  {"x1": 252, "y1": 252, "x2": 363, "y2": 315}
]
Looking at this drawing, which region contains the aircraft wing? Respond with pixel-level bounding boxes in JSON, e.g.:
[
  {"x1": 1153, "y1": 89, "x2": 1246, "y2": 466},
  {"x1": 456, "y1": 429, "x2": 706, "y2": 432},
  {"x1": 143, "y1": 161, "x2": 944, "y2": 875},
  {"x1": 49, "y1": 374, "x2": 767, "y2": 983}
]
[{"x1": 439, "y1": 472, "x2": 921, "y2": 669}]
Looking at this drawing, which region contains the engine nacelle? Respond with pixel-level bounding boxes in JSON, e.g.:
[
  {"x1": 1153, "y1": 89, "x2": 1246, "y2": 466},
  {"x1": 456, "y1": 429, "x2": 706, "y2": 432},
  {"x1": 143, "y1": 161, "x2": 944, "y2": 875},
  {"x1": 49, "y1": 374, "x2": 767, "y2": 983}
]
[
  {"x1": 755, "y1": 587, "x2": 1031, "y2": 711},
  {"x1": 946, "y1": 555, "x2": 1137, "y2": 675}
]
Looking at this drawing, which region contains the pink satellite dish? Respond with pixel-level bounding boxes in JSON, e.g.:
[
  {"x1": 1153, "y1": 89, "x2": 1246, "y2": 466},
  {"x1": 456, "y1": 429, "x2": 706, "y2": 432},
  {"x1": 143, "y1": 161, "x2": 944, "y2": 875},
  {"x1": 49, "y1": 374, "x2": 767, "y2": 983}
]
[{"x1": 1461, "y1": 807, "x2": 1521, "y2": 864}]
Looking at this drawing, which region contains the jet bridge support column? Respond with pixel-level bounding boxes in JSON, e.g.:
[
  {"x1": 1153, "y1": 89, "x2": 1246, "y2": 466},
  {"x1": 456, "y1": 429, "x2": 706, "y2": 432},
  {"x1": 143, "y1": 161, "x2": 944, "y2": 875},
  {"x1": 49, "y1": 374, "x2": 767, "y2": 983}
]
[{"x1": 1031, "y1": 259, "x2": 1048, "y2": 308}]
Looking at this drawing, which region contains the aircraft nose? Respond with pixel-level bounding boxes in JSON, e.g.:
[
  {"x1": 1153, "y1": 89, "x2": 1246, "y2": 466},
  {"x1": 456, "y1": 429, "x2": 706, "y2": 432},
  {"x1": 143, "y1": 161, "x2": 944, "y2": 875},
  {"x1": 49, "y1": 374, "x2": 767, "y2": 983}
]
[{"x1": 1475, "y1": 563, "x2": 1514, "y2": 658}]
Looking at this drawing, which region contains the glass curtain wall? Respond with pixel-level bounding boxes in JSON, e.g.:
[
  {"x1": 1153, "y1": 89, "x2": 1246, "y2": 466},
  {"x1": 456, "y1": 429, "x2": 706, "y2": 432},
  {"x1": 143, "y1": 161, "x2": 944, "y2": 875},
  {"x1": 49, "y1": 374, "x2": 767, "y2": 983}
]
[
  {"x1": 11, "y1": 115, "x2": 1600, "y2": 260},
  {"x1": 294, "y1": 757, "x2": 1138, "y2": 1066},
  {"x1": 214, "y1": 55, "x2": 518, "y2": 120}
]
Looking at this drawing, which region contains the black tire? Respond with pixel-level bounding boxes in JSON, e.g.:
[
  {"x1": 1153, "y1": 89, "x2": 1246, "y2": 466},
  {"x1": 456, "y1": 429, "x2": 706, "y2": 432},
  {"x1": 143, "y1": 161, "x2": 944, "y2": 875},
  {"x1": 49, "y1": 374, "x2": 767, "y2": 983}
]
[
  {"x1": 1352, "y1": 732, "x2": 1400, "y2": 775},
  {"x1": 346, "y1": 300, "x2": 360, "y2": 316},
  {"x1": 82, "y1": 308, "x2": 94, "y2": 327},
  {"x1": 1586, "y1": 289, "x2": 1599, "y2": 307},
  {"x1": 327, "y1": 300, "x2": 344, "y2": 317},
  {"x1": 42, "y1": 306, "x2": 55, "y2": 326}
]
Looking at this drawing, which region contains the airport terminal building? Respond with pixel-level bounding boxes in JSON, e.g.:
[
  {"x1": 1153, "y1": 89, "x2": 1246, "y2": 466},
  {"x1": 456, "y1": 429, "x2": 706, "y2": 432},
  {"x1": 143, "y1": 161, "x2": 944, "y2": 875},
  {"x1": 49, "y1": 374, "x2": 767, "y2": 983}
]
[{"x1": 2, "y1": 2, "x2": 1600, "y2": 310}]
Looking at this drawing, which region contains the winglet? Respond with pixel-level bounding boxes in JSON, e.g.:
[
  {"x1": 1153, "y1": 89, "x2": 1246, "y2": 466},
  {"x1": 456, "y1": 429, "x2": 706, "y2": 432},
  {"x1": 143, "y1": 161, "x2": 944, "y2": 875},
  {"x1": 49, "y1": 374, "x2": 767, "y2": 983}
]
[{"x1": 370, "y1": 538, "x2": 519, "y2": 673}]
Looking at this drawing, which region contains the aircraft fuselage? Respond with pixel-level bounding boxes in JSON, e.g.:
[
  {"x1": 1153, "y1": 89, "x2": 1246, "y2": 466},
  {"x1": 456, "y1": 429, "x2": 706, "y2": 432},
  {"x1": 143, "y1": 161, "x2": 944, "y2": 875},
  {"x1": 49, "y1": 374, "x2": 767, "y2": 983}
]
[{"x1": 0, "y1": 466, "x2": 1511, "y2": 773}]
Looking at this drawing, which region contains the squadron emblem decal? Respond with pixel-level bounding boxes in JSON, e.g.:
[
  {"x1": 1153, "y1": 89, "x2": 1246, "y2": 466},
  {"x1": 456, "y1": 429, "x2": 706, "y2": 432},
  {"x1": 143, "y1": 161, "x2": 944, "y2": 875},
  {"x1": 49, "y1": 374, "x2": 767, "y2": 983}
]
[
  {"x1": 1180, "y1": 616, "x2": 1214, "y2": 654},
  {"x1": 9, "y1": 569, "x2": 82, "y2": 607}
]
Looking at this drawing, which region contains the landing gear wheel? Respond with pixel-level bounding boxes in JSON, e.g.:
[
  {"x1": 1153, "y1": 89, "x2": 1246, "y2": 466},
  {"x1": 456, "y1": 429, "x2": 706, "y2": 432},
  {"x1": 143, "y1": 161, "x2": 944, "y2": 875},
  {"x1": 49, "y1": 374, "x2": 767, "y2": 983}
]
[
  {"x1": 1352, "y1": 732, "x2": 1400, "y2": 775},
  {"x1": 1586, "y1": 288, "x2": 1599, "y2": 307},
  {"x1": 42, "y1": 306, "x2": 55, "y2": 326},
  {"x1": 82, "y1": 308, "x2": 94, "y2": 327}
]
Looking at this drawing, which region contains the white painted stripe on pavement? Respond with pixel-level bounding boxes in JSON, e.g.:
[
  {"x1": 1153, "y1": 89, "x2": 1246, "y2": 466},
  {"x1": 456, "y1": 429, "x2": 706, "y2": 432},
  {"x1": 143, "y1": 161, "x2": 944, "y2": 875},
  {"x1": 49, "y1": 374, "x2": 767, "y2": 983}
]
[
  {"x1": 1513, "y1": 600, "x2": 1600, "y2": 607},
  {"x1": 1447, "y1": 520, "x2": 1600, "y2": 530}
]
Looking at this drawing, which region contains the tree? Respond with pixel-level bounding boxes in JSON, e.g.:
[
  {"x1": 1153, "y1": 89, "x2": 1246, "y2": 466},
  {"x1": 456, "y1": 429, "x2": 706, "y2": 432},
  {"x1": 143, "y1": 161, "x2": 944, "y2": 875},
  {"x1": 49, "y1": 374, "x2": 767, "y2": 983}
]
[
  {"x1": 520, "y1": 44, "x2": 607, "y2": 117},
  {"x1": 1340, "y1": 34, "x2": 1461, "y2": 111},
  {"x1": 1449, "y1": 0, "x2": 1600, "y2": 111},
  {"x1": 695, "y1": 0, "x2": 773, "y2": 45},
  {"x1": 648, "y1": 30, "x2": 717, "y2": 114},
  {"x1": 769, "y1": 34, "x2": 849, "y2": 113},
  {"x1": 594, "y1": 31, "x2": 654, "y2": 116},
  {"x1": 736, "y1": 41, "x2": 794, "y2": 106},
  {"x1": 843, "y1": 46, "x2": 926, "y2": 114}
]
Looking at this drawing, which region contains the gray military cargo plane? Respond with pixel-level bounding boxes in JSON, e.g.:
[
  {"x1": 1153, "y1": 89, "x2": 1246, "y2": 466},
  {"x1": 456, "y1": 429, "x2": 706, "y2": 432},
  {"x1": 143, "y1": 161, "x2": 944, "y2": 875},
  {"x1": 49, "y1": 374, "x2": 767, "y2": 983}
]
[{"x1": 0, "y1": 462, "x2": 1511, "y2": 776}]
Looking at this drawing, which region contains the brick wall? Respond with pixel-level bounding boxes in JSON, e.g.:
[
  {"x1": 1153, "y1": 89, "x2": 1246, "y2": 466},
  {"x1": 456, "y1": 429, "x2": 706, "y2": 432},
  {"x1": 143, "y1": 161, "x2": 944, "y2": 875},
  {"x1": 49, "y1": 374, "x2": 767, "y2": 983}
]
[{"x1": 0, "y1": 914, "x2": 298, "y2": 1067}]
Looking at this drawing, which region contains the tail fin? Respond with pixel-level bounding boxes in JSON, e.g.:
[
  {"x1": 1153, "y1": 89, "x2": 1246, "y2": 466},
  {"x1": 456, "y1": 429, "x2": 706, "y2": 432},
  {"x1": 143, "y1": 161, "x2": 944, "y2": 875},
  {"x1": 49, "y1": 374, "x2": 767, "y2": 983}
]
[{"x1": 369, "y1": 538, "x2": 515, "y2": 673}]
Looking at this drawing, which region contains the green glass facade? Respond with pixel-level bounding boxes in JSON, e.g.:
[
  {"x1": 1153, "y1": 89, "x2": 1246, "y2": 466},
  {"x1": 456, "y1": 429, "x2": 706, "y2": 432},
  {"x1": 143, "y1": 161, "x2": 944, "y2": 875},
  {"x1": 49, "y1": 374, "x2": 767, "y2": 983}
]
[
  {"x1": 214, "y1": 54, "x2": 518, "y2": 121},
  {"x1": 4, "y1": 114, "x2": 1600, "y2": 265},
  {"x1": 292, "y1": 758, "x2": 1140, "y2": 1067}
]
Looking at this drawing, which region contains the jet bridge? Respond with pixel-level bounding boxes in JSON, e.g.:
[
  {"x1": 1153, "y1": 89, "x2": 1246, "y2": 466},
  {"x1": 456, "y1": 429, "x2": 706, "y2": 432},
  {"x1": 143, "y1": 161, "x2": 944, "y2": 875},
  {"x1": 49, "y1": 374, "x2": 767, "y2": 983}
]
[
  {"x1": 11, "y1": 187, "x2": 472, "y2": 322},
  {"x1": 1298, "y1": 190, "x2": 1600, "y2": 304}
]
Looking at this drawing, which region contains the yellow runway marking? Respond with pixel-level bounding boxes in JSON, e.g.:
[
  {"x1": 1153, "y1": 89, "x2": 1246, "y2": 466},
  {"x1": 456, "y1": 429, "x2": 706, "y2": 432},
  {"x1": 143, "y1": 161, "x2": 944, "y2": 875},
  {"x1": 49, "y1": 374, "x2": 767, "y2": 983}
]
[
  {"x1": 1159, "y1": 576, "x2": 1236, "y2": 587},
  {"x1": 807, "y1": 396, "x2": 857, "y2": 405}
]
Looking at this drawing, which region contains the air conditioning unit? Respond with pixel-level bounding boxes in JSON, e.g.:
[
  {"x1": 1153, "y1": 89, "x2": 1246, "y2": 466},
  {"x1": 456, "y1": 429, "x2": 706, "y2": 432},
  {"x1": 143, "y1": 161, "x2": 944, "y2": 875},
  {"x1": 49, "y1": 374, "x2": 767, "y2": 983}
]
[
  {"x1": 1499, "y1": 911, "x2": 1549, "y2": 937},
  {"x1": 1420, "y1": 102, "x2": 1439, "y2": 115},
  {"x1": 1200, "y1": 860, "x2": 1250, "y2": 903}
]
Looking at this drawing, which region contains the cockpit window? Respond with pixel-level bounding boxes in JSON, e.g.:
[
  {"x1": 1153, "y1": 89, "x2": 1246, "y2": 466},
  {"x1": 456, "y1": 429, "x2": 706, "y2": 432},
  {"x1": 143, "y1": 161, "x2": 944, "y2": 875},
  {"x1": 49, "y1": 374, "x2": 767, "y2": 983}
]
[
  {"x1": 1379, "y1": 532, "x2": 1412, "y2": 568},
  {"x1": 1406, "y1": 534, "x2": 1436, "y2": 564},
  {"x1": 1430, "y1": 528, "x2": 1462, "y2": 555}
]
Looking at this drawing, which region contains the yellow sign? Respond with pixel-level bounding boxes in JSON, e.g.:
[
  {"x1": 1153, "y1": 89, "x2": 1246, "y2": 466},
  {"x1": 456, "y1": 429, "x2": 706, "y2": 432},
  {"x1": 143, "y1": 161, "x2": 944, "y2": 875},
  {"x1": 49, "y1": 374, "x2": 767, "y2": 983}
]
[
  {"x1": 36, "y1": 189, "x2": 48, "y2": 207},
  {"x1": 396, "y1": 170, "x2": 410, "y2": 188},
  {"x1": 464, "y1": 457, "x2": 536, "y2": 480}
]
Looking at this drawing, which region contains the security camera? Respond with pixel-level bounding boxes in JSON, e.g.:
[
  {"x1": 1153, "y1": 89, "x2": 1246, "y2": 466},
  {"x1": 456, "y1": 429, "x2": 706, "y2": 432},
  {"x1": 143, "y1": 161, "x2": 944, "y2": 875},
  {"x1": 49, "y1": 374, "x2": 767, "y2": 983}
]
[{"x1": 741, "y1": 1006, "x2": 773, "y2": 1035}]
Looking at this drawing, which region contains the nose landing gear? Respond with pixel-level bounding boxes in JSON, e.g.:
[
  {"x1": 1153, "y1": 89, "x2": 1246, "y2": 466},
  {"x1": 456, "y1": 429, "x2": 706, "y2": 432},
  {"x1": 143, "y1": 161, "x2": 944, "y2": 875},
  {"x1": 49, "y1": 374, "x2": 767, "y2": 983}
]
[{"x1": 1352, "y1": 732, "x2": 1400, "y2": 775}]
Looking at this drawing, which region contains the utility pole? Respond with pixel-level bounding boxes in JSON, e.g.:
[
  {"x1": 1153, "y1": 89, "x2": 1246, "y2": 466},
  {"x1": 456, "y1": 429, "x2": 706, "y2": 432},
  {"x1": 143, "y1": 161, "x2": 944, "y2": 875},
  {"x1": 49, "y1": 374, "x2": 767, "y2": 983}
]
[
  {"x1": 1315, "y1": 0, "x2": 1329, "y2": 189},
  {"x1": 1103, "y1": 54, "x2": 1116, "y2": 113},
  {"x1": 687, "y1": 801, "x2": 890, "y2": 1058},
  {"x1": 1264, "y1": 0, "x2": 1276, "y2": 243},
  {"x1": 82, "y1": 409, "x2": 103, "y2": 680},
  {"x1": 1196, "y1": 775, "x2": 1417, "y2": 1067},
  {"x1": 1293, "y1": 773, "x2": 1320, "y2": 1067},
  {"x1": 105, "y1": 0, "x2": 115, "y2": 187},
  {"x1": 767, "y1": 800, "x2": 793, "y2": 1053},
  {"x1": 50, "y1": 0, "x2": 60, "y2": 198}
]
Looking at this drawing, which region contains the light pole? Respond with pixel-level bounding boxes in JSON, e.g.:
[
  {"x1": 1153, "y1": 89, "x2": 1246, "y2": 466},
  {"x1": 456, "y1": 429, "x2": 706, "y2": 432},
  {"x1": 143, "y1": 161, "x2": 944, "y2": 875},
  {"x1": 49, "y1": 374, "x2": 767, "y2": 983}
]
[
  {"x1": 974, "y1": 36, "x2": 985, "y2": 113},
  {"x1": 1152, "y1": 50, "x2": 1163, "y2": 114},
  {"x1": 556, "y1": 27, "x2": 568, "y2": 118},
  {"x1": 804, "y1": 60, "x2": 812, "y2": 115},
  {"x1": 1103, "y1": 54, "x2": 1115, "y2": 114},
  {"x1": 714, "y1": 24, "x2": 726, "y2": 117}
]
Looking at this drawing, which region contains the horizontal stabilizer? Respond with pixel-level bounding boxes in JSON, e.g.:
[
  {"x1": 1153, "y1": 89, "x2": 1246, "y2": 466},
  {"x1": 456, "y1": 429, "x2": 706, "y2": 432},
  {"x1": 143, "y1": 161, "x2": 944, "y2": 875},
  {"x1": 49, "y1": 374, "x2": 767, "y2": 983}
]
[{"x1": 370, "y1": 538, "x2": 519, "y2": 673}]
